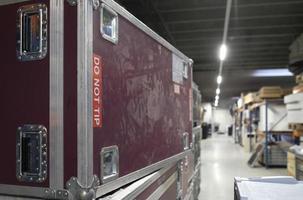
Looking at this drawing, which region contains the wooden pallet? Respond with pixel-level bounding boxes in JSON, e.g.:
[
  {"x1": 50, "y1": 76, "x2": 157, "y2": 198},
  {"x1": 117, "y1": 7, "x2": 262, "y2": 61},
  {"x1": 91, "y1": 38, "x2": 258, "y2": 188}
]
[
  {"x1": 248, "y1": 142, "x2": 264, "y2": 167},
  {"x1": 288, "y1": 123, "x2": 303, "y2": 131}
]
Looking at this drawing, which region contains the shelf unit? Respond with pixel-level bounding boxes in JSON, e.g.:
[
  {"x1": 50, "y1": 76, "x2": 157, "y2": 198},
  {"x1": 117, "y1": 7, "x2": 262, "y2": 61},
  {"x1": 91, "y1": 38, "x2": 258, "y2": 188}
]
[{"x1": 262, "y1": 99, "x2": 292, "y2": 168}]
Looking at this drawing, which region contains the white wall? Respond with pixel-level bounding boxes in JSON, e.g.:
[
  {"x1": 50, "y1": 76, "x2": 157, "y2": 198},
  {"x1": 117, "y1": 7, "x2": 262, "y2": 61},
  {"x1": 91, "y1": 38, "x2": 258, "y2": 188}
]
[
  {"x1": 213, "y1": 108, "x2": 233, "y2": 133},
  {"x1": 202, "y1": 103, "x2": 212, "y2": 124}
]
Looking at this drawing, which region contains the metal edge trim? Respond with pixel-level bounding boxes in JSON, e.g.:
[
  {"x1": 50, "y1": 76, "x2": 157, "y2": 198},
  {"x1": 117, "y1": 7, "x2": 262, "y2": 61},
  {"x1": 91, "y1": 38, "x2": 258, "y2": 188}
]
[
  {"x1": 146, "y1": 171, "x2": 178, "y2": 200},
  {"x1": 50, "y1": 0, "x2": 64, "y2": 189},
  {"x1": 183, "y1": 182, "x2": 194, "y2": 200},
  {"x1": 101, "y1": 0, "x2": 191, "y2": 62},
  {"x1": 0, "y1": 0, "x2": 29, "y2": 6},
  {"x1": 77, "y1": 0, "x2": 94, "y2": 187},
  {"x1": 122, "y1": 164, "x2": 174, "y2": 200},
  {"x1": 96, "y1": 150, "x2": 191, "y2": 197},
  {"x1": 0, "y1": 184, "x2": 47, "y2": 198},
  {"x1": 187, "y1": 160, "x2": 201, "y2": 185}
]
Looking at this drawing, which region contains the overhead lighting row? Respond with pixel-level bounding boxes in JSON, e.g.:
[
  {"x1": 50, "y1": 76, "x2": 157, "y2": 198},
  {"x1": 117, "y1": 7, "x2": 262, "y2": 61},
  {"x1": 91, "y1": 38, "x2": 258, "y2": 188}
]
[{"x1": 214, "y1": 44, "x2": 228, "y2": 107}]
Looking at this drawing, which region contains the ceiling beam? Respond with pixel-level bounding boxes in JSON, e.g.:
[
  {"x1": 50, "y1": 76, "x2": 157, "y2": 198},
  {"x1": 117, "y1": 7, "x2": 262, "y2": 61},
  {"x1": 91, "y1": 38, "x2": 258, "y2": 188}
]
[
  {"x1": 189, "y1": 53, "x2": 288, "y2": 61},
  {"x1": 178, "y1": 40, "x2": 290, "y2": 49},
  {"x1": 137, "y1": 0, "x2": 175, "y2": 44},
  {"x1": 176, "y1": 33, "x2": 295, "y2": 42},
  {"x1": 168, "y1": 16, "x2": 303, "y2": 32},
  {"x1": 185, "y1": 45, "x2": 289, "y2": 54},
  {"x1": 171, "y1": 24, "x2": 303, "y2": 34},
  {"x1": 165, "y1": 13, "x2": 303, "y2": 24},
  {"x1": 176, "y1": 36, "x2": 294, "y2": 47},
  {"x1": 194, "y1": 59, "x2": 287, "y2": 66},
  {"x1": 193, "y1": 64, "x2": 288, "y2": 72},
  {"x1": 173, "y1": 27, "x2": 303, "y2": 40},
  {"x1": 157, "y1": 1, "x2": 303, "y2": 13}
]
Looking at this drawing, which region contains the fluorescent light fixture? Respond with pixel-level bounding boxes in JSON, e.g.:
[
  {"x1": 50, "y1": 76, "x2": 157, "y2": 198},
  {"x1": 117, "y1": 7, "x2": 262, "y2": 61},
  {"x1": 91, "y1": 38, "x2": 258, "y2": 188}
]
[
  {"x1": 252, "y1": 68, "x2": 292, "y2": 77},
  {"x1": 219, "y1": 44, "x2": 227, "y2": 61},
  {"x1": 216, "y1": 88, "x2": 221, "y2": 95},
  {"x1": 217, "y1": 75, "x2": 222, "y2": 84},
  {"x1": 215, "y1": 95, "x2": 219, "y2": 100}
]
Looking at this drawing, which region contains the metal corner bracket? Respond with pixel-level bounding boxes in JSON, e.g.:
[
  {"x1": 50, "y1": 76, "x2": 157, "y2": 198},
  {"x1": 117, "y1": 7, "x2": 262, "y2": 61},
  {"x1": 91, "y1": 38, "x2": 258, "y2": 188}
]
[
  {"x1": 92, "y1": 0, "x2": 100, "y2": 9},
  {"x1": 67, "y1": 175, "x2": 100, "y2": 200},
  {"x1": 66, "y1": 0, "x2": 77, "y2": 6},
  {"x1": 44, "y1": 188, "x2": 70, "y2": 200},
  {"x1": 66, "y1": 0, "x2": 100, "y2": 9}
]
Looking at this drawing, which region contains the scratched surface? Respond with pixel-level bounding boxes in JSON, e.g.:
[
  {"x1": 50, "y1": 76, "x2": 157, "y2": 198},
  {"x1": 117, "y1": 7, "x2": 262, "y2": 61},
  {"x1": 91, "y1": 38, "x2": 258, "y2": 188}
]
[
  {"x1": 93, "y1": 10, "x2": 192, "y2": 178},
  {"x1": 0, "y1": 0, "x2": 50, "y2": 187},
  {"x1": 63, "y1": 1, "x2": 78, "y2": 184}
]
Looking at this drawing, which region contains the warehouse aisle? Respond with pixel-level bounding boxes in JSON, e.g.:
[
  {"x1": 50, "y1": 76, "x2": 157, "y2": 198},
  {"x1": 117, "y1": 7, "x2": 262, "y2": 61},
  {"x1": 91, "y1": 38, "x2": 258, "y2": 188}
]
[{"x1": 199, "y1": 133, "x2": 287, "y2": 200}]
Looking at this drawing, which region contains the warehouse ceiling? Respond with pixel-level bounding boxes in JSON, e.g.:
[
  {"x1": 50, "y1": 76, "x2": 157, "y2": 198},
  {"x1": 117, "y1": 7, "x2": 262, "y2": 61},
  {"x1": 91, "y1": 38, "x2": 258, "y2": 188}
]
[{"x1": 116, "y1": 0, "x2": 303, "y2": 104}]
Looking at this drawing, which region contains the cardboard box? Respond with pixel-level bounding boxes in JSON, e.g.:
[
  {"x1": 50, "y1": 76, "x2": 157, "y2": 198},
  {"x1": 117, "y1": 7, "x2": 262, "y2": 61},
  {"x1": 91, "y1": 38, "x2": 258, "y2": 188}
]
[
  {"x1": 284, "y1": 93, "x2": 303, "y2": 124},
  {"x1": 288, "y1": 151, "x2": 296, "y2": 177},
  {"x1": 283, "y1": 88, "x2": 292, "y2": 96},
  {"x1": 293, "y1": 84, "x2": 303, "y2": 94},
  {"x1": 296, "y1": 74, "x2": 303, "y2": 84},
  {"x1": 244, "y1": 92, "x2": 261, "y2": 105},
  {"x1": 258, "y1": 86, "x2": 283, "y2": 99}
]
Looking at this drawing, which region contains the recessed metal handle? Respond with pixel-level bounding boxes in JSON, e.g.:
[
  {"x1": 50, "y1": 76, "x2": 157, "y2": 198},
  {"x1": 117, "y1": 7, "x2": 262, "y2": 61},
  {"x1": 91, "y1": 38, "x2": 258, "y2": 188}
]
[
  {"x1": 16, "y1": 124, "x2": 47, "y2": 183},
  {"x1": 100, "y1": 145, "x2": 119, "y2": 184},
  {"x1": 16, "y1": 4, "x2": 48, "y2": 61}
]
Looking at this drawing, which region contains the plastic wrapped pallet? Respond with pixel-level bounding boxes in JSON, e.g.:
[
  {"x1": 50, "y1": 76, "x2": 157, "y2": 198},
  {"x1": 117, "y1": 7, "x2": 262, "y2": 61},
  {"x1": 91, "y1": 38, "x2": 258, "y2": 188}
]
[
  {"x1": 284, "y1": 93, "x2": 303, "y2": 124},
  {"x1": 258, "y1": 104, "x2": 290, "y2": 132},
  {"x1": 234, "y1": 176, "x2": 303, "y2": 200},
  {"x1": 289, "y1": 33, "x2": 303, "y2": 65}
]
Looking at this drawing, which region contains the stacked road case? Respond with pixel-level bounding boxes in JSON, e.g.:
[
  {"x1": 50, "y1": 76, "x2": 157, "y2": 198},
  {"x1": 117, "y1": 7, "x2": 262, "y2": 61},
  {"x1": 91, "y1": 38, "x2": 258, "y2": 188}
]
[
  {"x1": 234, "y1": 176, "x2": 303, "y2": 200},
  {"x1": 0, "y1": 0, "x2": 201, "y2": 199}
]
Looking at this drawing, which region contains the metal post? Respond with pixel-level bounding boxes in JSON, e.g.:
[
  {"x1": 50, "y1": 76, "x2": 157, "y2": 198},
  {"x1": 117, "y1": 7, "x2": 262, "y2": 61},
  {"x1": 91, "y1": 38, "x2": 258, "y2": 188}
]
[
  {"x1": 77, "y1": 0, "x2": 94, "y2": 187},
  {"x1": 265, "y1": 101, "x2": 268, "y2": 168}
]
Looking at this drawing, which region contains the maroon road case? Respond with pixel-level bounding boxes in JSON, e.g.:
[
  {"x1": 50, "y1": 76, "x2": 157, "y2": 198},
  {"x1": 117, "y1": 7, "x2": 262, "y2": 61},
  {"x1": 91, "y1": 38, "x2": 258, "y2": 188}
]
[{"x1": 0, "y1": 0, "x2": 200, "y2": 199}]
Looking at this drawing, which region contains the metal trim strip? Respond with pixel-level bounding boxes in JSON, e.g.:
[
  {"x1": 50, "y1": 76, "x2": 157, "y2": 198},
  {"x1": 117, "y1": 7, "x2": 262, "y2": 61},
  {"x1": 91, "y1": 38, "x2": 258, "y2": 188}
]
[
  {"x1": 146, "y1": 172, "x2": 178, "y2": 200},
  {"x1": 96, "y1": 150, "x2": 191, "y2": 197},
  {"x1": 101, "y1": 0, "x2": 191, "y2": 62},
  {"x1": 0, "y1": 0, "x2": 29, "y2": 6},
  {"x1": 187, "y1": 160, "x2": 201, "y2": 185},
  {"x1": 121, "y1": 165, "x2": 173, "y2": 200},
  {"x1": 50, "y1": 0, "x2": 64, "y2": 189},
  {"x1": 183, "y1": 182, "x2": 194, "y2": 200},
  {"x1": 77, "y1": 0, "x2": 94, "y2": 187},
  {"x1": 0, "y1": 184, "x2": 47, "y2": 198}
]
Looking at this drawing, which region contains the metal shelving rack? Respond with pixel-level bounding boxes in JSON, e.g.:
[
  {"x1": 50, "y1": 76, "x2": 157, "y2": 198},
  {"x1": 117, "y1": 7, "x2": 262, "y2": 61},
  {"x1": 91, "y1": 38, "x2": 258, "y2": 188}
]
[{"x1": 263, "y1": 99, "x2": 292, "y2": 168}]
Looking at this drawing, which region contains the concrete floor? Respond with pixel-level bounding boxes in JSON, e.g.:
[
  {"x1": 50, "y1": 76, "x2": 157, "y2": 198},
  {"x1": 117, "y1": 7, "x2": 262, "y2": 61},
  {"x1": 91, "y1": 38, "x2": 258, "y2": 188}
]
[{"x1": 199, "y1": 133, "x2": 287, "y2": 200}]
